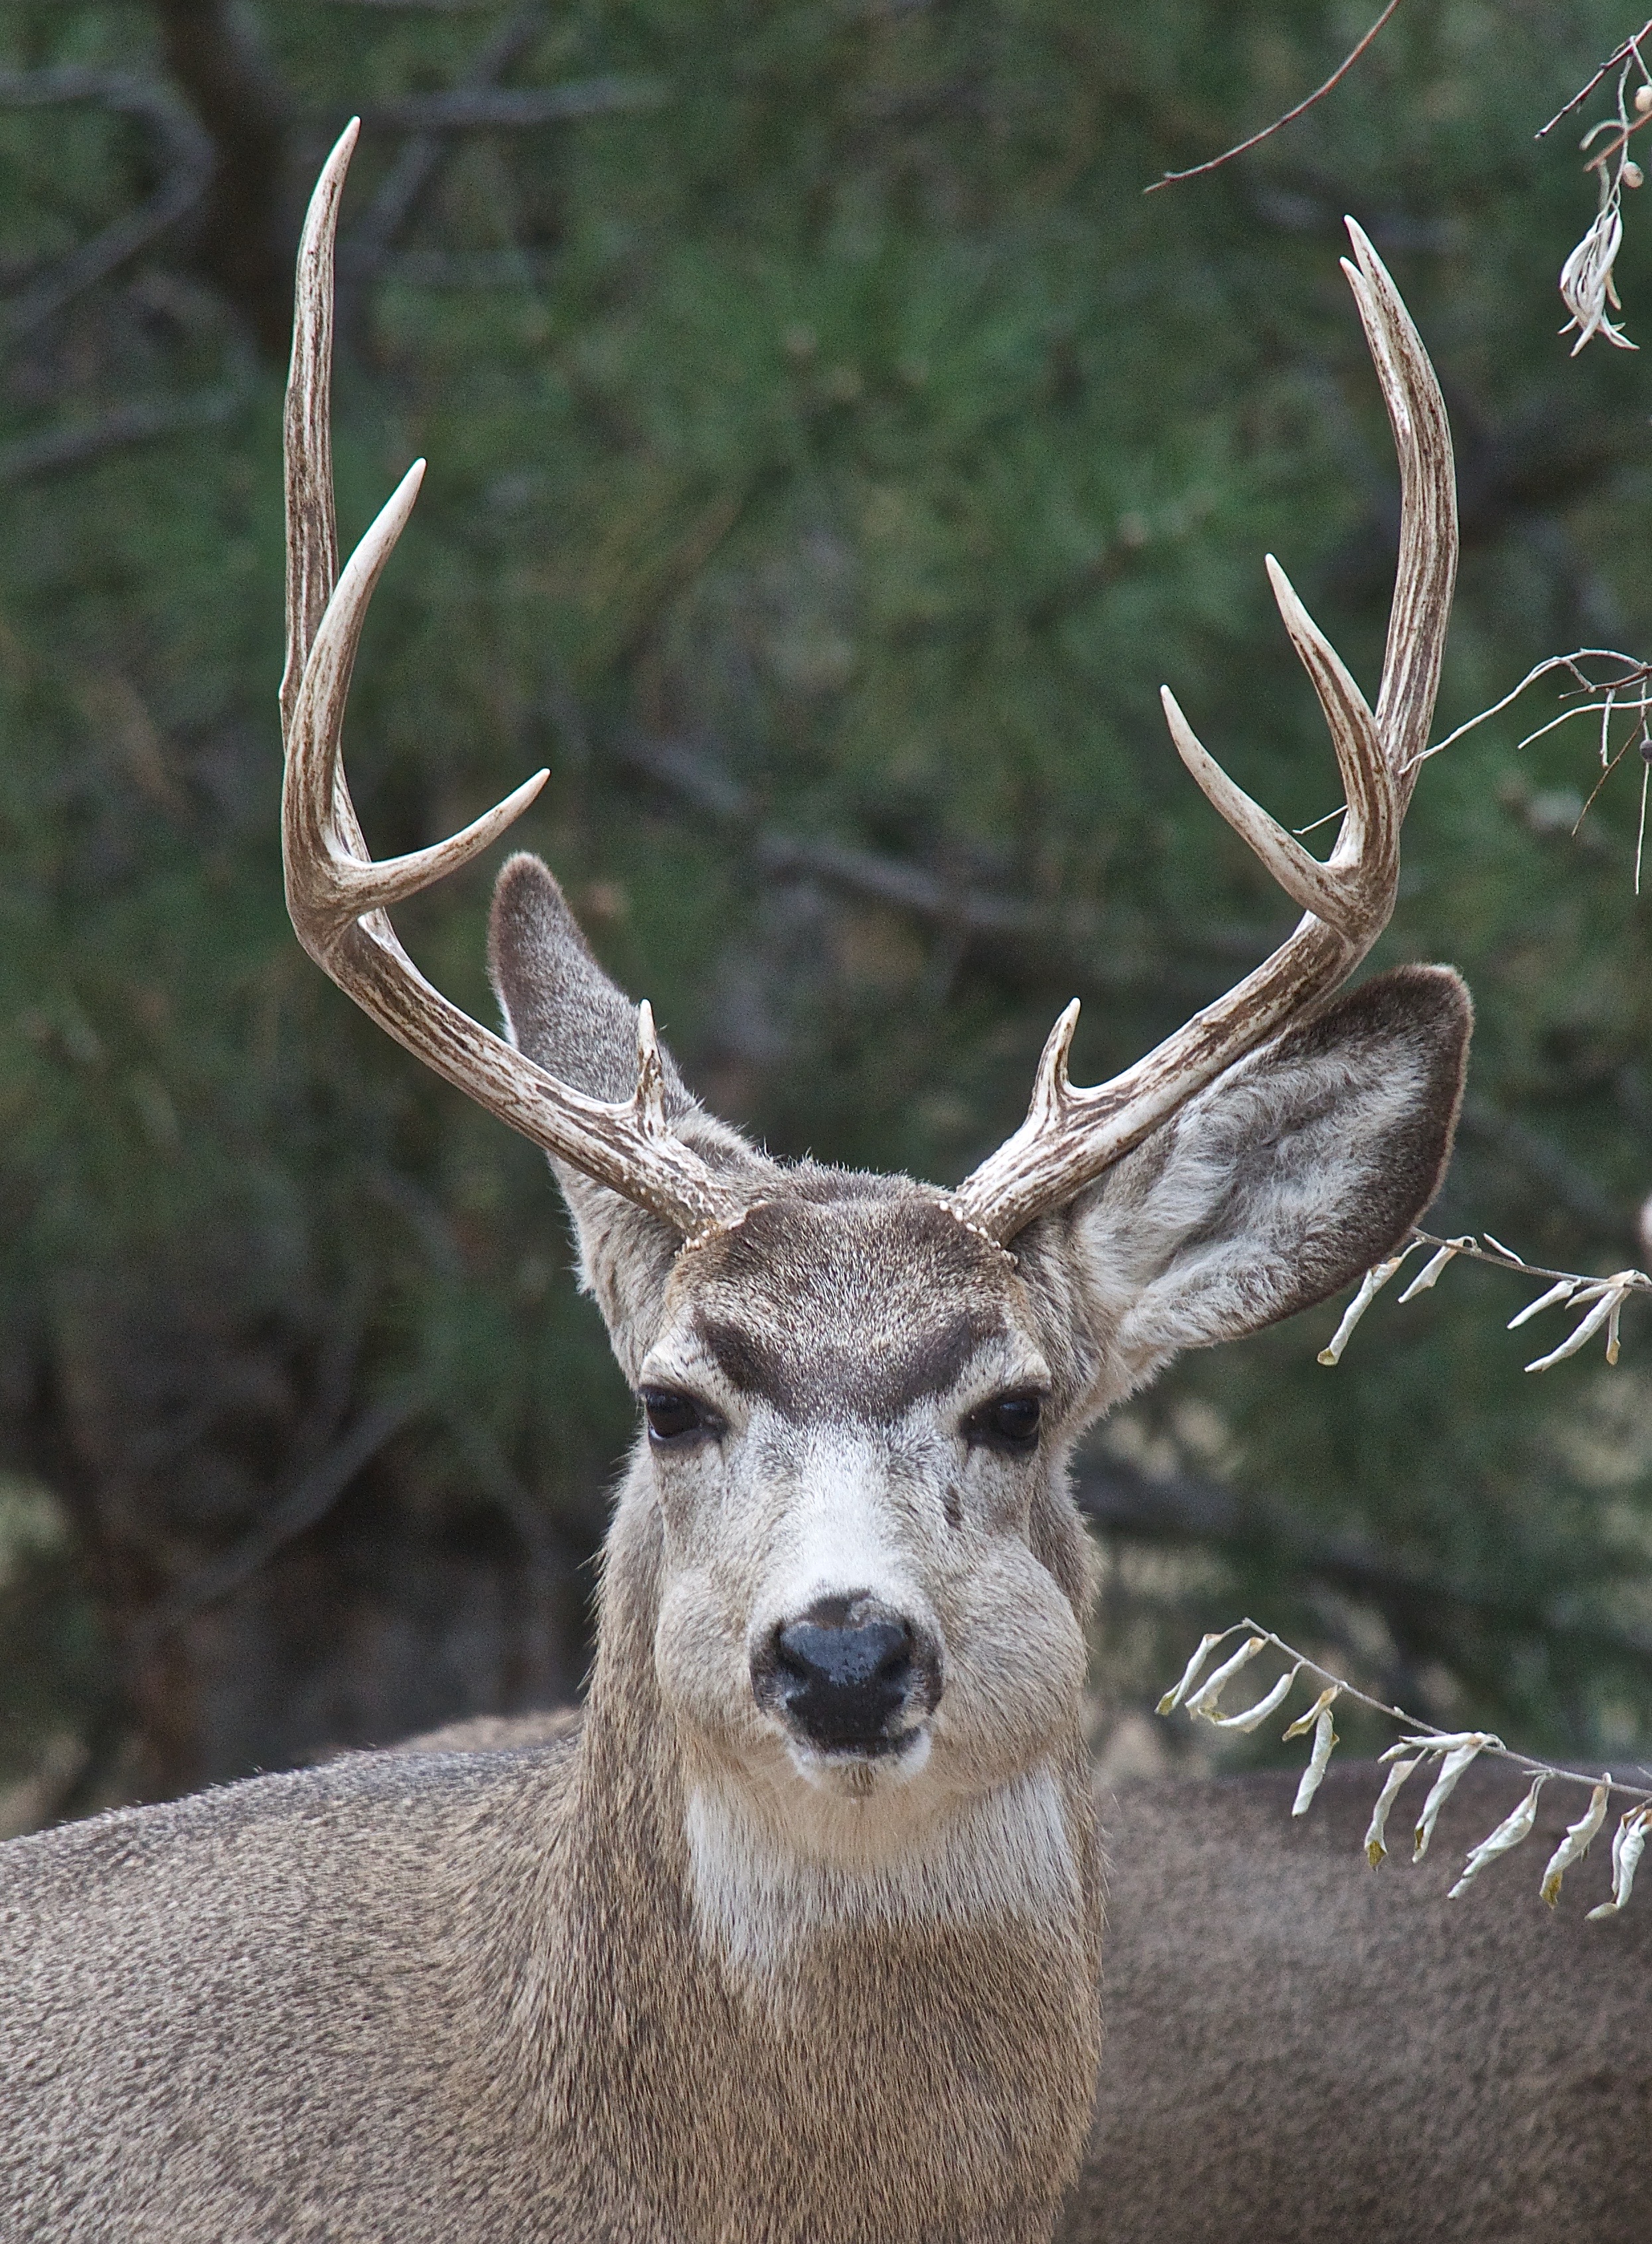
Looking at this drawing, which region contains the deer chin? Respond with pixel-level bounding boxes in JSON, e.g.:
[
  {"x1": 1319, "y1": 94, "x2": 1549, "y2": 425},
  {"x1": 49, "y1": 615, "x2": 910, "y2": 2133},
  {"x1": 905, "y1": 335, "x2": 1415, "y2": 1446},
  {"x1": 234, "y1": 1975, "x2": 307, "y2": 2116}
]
[{"x1": 781, "y1": 1722, "x2": 933, "y2": 1797}]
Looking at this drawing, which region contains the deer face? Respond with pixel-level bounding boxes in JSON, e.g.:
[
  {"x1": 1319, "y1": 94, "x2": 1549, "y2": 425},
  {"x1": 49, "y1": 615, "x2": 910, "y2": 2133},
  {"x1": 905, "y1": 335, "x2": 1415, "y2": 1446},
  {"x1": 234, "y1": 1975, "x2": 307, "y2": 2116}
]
[
  {"x1": 638, "y1": 1189, "x2": 1091, "y2": 1812},
  {"x1": 486, "y1": 854, "x2": 1469, "y2": 1862}
]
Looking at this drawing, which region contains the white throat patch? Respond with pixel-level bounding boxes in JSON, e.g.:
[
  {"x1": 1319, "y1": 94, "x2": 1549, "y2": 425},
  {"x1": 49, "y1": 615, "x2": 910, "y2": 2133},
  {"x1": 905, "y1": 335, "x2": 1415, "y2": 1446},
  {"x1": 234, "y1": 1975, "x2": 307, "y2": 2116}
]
[{"x1": 684, "y1": 1764, "x2": 1079, "y2": 1983}]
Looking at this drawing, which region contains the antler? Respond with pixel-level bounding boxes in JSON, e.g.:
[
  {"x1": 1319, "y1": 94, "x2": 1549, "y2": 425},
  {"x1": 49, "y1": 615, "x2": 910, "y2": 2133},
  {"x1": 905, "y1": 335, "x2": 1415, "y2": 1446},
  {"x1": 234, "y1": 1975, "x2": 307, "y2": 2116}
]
[
  {"x1": 951, "y1": 221, "x2": 1457, "y2": 1244},
  {"x1": 281, "y1": 123, "x2": 740, "y2": 1240}
]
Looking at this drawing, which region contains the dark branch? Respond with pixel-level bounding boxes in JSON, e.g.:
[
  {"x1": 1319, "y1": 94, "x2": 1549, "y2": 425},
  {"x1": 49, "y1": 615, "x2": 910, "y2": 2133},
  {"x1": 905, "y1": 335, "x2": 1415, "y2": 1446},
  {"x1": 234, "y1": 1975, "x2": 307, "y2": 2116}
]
[
  {"x1": 1073, "y1": 1452, "x2": 1652, "y2": 1676},
  {"x1": 0, "y1": 372, "x2": 251, "y2": 487},
  {"x1": 366, "y1": 77, "x2": 667, "y2": 131},
  {"x1": 610, "y1": 730, "x2": 1347, "y2": 997},
  {"x1": 133, "y1": 1392, "x2": 420, "y2": 1649},
  {"x1": 0, "y1": 68, "x2": 212, "y2": 346},
  {"x1": 1456, "y1": 1095, "x2": 1635, "y2": 1242},
  {"x1": 149, "y1": 0, "x2": 295, "y2": 358},
  {"x1": 340, "y1": 0, "x2": 545, "y2": 287}
]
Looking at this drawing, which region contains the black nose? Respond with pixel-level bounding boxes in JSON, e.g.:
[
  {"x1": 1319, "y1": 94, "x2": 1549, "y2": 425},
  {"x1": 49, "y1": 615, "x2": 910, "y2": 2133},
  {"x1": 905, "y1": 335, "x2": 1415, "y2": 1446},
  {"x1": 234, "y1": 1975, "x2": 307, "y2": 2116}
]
[{"x1": 768, "y1": 1597, "x2": 916, "y2": 1753}]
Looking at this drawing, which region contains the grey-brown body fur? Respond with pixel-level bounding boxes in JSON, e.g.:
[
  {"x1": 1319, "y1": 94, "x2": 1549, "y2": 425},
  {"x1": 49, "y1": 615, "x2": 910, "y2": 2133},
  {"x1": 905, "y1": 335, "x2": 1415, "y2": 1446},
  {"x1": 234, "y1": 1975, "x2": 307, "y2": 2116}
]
[
  {"x1": 2, "y1": 859, "x2": 1475, "y2": 2241},
  {"x1": 398, "y1": 1717, "x2": 1652, "y2": 2243},
  {"x1": 3, "y1": 1515, "x2": 1096, "y2": 2243},
  {"x1": 1069, "y1": 1759, "x2": 1652, "y2": 2243}
]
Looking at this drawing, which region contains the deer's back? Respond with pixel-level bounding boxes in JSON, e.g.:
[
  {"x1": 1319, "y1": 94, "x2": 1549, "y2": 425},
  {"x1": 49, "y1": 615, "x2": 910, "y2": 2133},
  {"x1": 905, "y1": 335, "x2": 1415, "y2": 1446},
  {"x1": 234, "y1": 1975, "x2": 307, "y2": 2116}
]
[
  {"x1": 0, "y1": 1739, "x2": 577, "y2": 2243},
  {"x1": 1063, "y1": 1761, "x2": 1652, "y2": 2244}
]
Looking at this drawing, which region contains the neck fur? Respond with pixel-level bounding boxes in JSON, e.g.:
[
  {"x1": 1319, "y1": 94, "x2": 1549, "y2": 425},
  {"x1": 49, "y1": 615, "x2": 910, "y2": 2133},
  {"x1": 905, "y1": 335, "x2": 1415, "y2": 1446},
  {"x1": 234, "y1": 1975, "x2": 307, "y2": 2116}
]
[{"x1": 682, "y1": 1761, "x2": 1082, "y2": 1984}]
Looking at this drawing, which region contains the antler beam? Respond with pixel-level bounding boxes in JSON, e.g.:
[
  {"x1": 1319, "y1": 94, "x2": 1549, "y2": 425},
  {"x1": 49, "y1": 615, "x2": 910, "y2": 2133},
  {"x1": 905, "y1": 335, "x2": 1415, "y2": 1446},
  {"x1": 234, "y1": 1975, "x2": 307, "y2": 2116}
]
[
  {"x1": 280, "y1": 121, "x2": 740, "y2": 1241},
  {"x1": 951, "y1": 221, "x2": 1456, "y2": 1244}
]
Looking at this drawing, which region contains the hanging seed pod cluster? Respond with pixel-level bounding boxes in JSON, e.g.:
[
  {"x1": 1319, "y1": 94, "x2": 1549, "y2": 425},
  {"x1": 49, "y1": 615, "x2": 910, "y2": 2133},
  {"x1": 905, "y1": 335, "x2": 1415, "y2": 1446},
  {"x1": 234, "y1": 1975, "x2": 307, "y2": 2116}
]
[{"x1": 1160, "y1": 1624, "x2": 1652, "y2": 1920}]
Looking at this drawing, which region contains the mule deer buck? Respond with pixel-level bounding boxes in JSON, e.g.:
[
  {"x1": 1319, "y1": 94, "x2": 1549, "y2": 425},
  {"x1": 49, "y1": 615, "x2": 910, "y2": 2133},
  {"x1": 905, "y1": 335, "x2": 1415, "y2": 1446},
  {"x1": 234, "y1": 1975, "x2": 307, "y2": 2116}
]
[{"x1": 8, "y1": 123, "x2": 1624, "y2": 2243}]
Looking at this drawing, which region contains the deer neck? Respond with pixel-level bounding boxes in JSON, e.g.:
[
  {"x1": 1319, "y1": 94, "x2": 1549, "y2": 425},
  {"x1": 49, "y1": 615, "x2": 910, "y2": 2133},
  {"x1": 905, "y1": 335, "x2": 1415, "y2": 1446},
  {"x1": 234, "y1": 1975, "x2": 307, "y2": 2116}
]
[{"x1": 534, "y1": 1468, "x2": 1104, "y2": 2240}]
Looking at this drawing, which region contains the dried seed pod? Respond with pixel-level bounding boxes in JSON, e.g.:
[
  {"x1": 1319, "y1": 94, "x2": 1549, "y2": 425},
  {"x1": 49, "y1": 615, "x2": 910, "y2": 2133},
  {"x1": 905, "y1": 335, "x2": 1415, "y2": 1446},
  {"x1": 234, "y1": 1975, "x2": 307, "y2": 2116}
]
[
  {"x1": 1187, "y1": 1637, "x2": 1267, "y2": 1719},
  {"x1": 1157, "y1": 1631, "x2": 1227, "y2": 1716},
  {"x1": 1292, "y1": 1704, "x2": 1339, "y2": 1817},
  {"x1": 1397, "y1": 1240, "x2": 1467, "y2": 1301},
  {"x1": 1365, "y1": 1756, "x2": 1424, "y2": 1867},
  {"x1": 1317, "y1": 1249, "x2": 1416, "y2": 1365},
  {"x1": 1201, "y1": 1664, "x2": 1303, "y2": 1734},
  {"x1": 1586, "y1": 1804, "x2": 1652, "y2": 1919},
  {"x1": 1413, "y1": 1737, "x2": 1495, "y2": 1862},
  {"x1": 1448, "y1": 1775, "x2": 1547, "y2": 1898},
  {"x1": 1282, "y1": 1684, "x2": 1340, "y2": 1741},
  {"x1": 1540, "y1": 1779, "x2": 1611, "y2": 1907}
]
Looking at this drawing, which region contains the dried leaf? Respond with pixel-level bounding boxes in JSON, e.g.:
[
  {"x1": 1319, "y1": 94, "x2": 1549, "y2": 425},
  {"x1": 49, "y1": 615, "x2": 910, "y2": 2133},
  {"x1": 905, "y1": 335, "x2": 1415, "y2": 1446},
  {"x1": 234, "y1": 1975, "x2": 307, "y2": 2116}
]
[
  {"x1": 1292, "y1": 1705, "x2": 1338, "y2": 1817},
  {"x1": 1413, "y1": 1737, "x2": 1495, "y2": 1862},
  {"x1": 1282, "y1": 1684, "x2": 1339, "y2": 1741},
  {"x1": 1202, "y1": 1663, "x2": 1302, "y2": 1734},
  {"x1": 1365, "y1": 1755, "x2": 1423, "y2": 1867},
  {"x1": 1586, "y1": 1804, "x2": 1652, "y2": 1919},
  {"x1": 1187, "y1": 1637, "x2": 1266, "y2": 1719},
  {"x1": 1157, "y1": 1631, "x2": 1227, "y2": 1716},
  {"x1": 1448, "y1": 1775, "x2": 1547, "y2": 1898},
  {"x1": 1397, "y1": 1242, "x2": 1466, "y2": 1303},
  {"x1": 1317, "y1": 1249, "x2": 1416, "y2": 1366},
  {"x1": 1540, "y1": 1778, "x2": 1611, "y2": 1907}
]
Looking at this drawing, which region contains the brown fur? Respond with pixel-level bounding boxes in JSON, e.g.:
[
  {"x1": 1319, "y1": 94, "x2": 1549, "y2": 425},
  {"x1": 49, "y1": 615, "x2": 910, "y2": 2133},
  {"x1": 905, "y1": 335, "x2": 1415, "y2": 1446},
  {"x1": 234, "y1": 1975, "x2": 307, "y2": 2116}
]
[
  {"x1": 398, "y1": 1719, "x2": 1652, "y2": 2244},
  {"x1": 1064, "y1": 1760, "x2": 1652, "y2": 2244}
]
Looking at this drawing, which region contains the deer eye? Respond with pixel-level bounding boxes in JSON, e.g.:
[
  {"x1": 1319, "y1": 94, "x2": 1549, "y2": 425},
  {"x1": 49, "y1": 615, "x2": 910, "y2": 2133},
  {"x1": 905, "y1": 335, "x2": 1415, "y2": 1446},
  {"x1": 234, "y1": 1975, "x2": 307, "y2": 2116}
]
[
  {"x1": 641, "y1": 1388, "x2": 721, "y2": 1445},
  {"x1": 966, "y1": 1391, "x2": 1045, "y2": 1455}
]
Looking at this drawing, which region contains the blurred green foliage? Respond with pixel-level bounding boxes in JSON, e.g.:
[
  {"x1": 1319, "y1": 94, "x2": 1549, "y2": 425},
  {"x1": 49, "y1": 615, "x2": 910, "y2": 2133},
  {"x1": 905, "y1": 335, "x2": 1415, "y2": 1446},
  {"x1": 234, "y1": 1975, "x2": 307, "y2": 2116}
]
[{"x1": 2, "y1": 0, "x2": 1651, "y2": 1806}]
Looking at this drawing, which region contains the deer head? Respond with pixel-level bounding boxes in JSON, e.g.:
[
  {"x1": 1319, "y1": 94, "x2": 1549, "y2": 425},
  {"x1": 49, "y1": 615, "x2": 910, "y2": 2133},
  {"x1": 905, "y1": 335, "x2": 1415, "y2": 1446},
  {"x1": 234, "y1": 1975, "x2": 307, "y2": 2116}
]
[{"x1": 282, "y1": 129, "x2": 1465, "y2": 1874}]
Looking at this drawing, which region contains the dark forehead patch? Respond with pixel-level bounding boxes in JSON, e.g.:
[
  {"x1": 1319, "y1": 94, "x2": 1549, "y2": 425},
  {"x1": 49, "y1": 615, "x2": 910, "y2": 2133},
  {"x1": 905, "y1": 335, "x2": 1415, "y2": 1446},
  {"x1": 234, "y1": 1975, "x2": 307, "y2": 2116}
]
[
  {"x1": 677, "y1": 1190, "x2": 1017, "y2": 1424},
  {"x1": 695, "y1": 1306, "x2": 1006, "y2": 1421}
]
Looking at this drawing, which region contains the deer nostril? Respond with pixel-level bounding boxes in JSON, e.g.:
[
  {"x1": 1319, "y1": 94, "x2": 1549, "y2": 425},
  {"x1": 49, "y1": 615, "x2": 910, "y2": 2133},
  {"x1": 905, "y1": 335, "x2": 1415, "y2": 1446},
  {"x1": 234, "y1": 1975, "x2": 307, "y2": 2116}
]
[
  {"x1": 775, "y1": 1617, "x2": 912, "y2": 1694},
  {"x1": 766, "y1": 1604, "x2": 919, "y2": 1752}
]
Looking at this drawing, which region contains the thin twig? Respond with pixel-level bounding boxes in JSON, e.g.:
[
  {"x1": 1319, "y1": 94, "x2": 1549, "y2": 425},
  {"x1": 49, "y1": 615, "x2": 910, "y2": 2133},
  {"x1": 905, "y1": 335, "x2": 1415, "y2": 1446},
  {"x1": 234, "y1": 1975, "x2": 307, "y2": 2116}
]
[
  {"x1": 1146, "y1": 0, "x2": 1408, "y2": 194},
  {"x1": 1408, "y1": 1226, "x2": 1652, "y2": 1301},
  {"x1": 1539, "y1": 19, "x2": 1652, "y2": 138}
]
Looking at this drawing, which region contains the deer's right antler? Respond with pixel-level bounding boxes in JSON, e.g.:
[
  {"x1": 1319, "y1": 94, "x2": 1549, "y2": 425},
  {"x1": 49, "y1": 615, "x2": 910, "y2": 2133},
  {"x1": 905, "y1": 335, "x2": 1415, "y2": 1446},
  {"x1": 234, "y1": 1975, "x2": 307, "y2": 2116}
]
[
  {"x1": 950, "y1": 222, "x2": 1457, "y2": 1244},
  {"x1": 279, "y1": 122, "x2": 741, "y2": 1241}
]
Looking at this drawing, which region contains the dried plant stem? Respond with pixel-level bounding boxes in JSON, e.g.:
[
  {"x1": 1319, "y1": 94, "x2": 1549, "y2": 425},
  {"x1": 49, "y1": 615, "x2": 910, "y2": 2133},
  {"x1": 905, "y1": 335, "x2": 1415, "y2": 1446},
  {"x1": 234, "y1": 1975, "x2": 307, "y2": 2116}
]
[
  {"x1": 1539, "y1": 20, "x2": 1652, "y2": 139},
  {"x1": 1146, "y1": 0, "x2": 1408, "y2": 193},
  {"x1": 1321, "y1": 1228, "x2": 1651, "y2": 1376},
  {"x1": 1176, "y1": 1619, "x2": 1652, "y2": 1814}
]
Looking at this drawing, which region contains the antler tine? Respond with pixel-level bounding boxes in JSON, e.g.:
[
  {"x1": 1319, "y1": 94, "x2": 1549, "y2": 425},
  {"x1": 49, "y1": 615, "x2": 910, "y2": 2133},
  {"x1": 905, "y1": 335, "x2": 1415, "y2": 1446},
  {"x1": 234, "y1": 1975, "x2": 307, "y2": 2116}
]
[
  {"x1": 279, "y1": 118, "x2": 351, "y2": 749},
  {"x1": 1158, "y1": 684, "x2": 1369, "y2": 935},
  {"x1": 1342, "y1": 218, "x2": 1458, "y2": 796},
  {"x1": 280, "y1": 125, "x2": 741, "y2": 1242},
  {"x1": 952, "y1": 222, "x2": 1456, "y2": 1245},
  {"x1": 1263, "y1": 556, "x2": 1395, "y2": 883}
]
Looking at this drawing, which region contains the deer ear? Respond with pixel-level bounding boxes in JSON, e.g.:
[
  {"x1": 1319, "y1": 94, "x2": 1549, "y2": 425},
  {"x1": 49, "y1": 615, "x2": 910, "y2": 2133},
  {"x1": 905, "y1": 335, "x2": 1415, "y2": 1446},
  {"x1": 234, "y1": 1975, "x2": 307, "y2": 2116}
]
[
  {"x1": 1064, "y1": 965, "x2": 1471, "y2": 1398},
  {"x1": 487, "y1": 854, "x2": 767, "y2": 1374}
]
